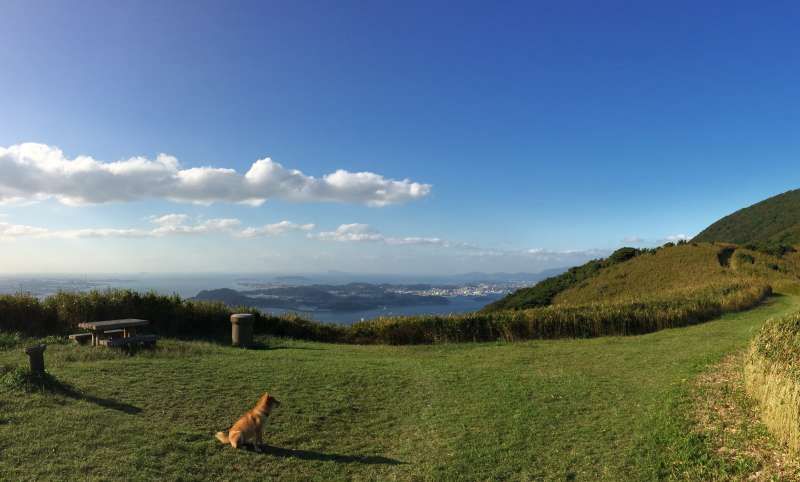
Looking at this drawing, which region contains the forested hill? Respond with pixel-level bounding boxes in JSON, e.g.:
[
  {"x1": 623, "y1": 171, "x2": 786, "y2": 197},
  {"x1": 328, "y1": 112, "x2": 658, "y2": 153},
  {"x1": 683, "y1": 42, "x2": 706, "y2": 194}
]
[{"x1": 693, "y1": 189, "x2": 800, "y2": 246}]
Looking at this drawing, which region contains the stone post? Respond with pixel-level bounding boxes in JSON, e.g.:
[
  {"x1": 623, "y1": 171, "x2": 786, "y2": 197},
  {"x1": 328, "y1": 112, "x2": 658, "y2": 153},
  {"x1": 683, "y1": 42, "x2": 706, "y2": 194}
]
[
  {"x1": 230, "y1": 313, "x2": 254, "y2": 348},
  {"x1": 25, "y1": 344, "x2": 46, "y2": 374}
]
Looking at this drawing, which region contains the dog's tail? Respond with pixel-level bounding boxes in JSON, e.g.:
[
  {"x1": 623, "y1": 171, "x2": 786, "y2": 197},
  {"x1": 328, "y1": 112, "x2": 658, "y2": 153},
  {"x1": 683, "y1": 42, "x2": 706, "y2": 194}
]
[{"x1": 215, "y1": 431, "x2": 229, "y2": 444}]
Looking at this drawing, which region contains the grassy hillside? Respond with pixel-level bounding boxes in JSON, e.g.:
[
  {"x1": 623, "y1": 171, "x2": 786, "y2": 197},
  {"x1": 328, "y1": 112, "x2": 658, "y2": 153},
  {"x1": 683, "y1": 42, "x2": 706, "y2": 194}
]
[
  {"x1": 483, "y1": 247, "x2": 645, "y2": 311},
  {"x1": 693, "y1": 188, "x2": 800, "y2": 245},
  {"x1": 1, "y1": 294, "x2": 796, "y2": 481},
  {"x1": 487, "y1": 242, "x2": 800, "y2": 312},
  {"x1": 554, "y1": 242, "x2": 800, "y2": 305}
]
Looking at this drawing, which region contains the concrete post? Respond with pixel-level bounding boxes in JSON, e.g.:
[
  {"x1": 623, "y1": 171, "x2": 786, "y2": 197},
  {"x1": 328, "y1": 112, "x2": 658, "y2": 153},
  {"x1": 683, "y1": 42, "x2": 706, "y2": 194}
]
[
  {"x1": 25, "y1": 344, "x2": 46, "y2": 374},
  {"x1": 230, "y1": 313, "x2": 254, "y2": 348}
]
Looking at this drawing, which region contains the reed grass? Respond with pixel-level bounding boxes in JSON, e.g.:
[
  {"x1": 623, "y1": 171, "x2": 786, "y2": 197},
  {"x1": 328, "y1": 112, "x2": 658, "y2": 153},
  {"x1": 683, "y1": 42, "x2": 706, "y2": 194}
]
[
  {"x1": 744, "y1": 310, "x2": 800, "y2": 452},
  {"x1": 0, "y1": 281, "x2": 771, "y2": 345}
]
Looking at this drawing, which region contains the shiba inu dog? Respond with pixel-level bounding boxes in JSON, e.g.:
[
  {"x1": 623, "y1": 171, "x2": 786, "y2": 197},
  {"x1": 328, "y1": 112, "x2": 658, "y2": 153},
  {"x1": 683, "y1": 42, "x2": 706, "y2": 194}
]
[{"x1": 215, "y1": 392, "x2": 280, "y2": 450}]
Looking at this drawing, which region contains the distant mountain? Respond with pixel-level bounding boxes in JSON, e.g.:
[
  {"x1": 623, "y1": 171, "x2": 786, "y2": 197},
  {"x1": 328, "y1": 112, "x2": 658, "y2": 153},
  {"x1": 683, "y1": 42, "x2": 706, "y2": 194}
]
[
  {"x1": 194, "y1": 283, "x2": 449, "y2": 312},
  {"x1": 257, "y1": 270, "x2": 567, "y2": 286},
  {"x1": 693, "y1": 189, "x2": 800, "y2": 246},
  {"x1": 273, "y1": 275, "x2": 313, "y2": 284}
]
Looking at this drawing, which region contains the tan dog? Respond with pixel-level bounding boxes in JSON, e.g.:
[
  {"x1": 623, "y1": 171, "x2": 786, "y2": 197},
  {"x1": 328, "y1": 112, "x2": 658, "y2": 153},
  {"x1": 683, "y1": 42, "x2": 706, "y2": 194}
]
[{"x1": 215, "y1": 392, "x2": 280, "y2": 450}]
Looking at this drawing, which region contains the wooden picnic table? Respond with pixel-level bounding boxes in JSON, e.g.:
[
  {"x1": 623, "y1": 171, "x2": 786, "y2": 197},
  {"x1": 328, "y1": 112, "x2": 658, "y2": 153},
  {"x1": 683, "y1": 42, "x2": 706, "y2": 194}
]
[{"x1": 77, "y1": 319, "x2": 150, "y2": 347}]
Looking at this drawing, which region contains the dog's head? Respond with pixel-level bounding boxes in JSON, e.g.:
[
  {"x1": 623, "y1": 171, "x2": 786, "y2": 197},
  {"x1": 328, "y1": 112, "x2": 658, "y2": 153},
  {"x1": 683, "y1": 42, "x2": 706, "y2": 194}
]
[{"x1": 256, "y1": 392, "x2": 281, "y2": 414}]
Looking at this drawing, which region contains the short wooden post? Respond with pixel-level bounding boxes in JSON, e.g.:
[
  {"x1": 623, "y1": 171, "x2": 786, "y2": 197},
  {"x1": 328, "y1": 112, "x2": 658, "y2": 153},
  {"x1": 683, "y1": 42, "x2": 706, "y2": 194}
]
[
  {"x1": 24, "y1": 344, "x2": 46, "y2": 374},
  {"x1": 230, "y1": 314, "x2": 254, "y2": 348}
]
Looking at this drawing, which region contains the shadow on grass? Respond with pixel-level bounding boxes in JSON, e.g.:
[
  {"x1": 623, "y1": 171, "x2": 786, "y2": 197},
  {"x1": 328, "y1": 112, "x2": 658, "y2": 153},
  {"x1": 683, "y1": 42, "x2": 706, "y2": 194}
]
[
  {"x1": 248, "y1": 444, "x2": 406, "y2": 465},
  {"x1": 246, "y1": 343, "x2": 324, "y2": 351},
  {"x1": 3, "y1": 369, "x2": 141, "y2": 415},
  {"x1": 52, "y1": 380, "x2": 142, "y2": 414}
]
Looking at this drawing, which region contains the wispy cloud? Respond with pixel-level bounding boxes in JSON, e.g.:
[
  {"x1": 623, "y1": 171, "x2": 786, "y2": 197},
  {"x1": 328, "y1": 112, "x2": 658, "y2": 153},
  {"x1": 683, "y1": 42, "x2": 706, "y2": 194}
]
[
  {"x1": 238, "y1": 221, "x2": 315, "y2": 238},
  {"x1": 665, "y1": 233, "x2": 691, "y2": 242},
  {"x1": 0, "y1": 143, "x2": 431, "y2": 207},
  {"x1": 0, "y1": 222, "x2": 51, "y2": 240},
  {"x1": 0, "y1": 215, "x2": 242, "y2": 240},
  {"x1": 310, "y1": 223, "x2": 448, "y2": 246},
  {"x1": 0, "y1": 217, "x2": 609, "y2": 270},
  {"x1": 310, "y1": 224, "x2": 388, "y2": 242},
  {"x1": 309, "y1": 223, "x2": 607, "y2": 264}
]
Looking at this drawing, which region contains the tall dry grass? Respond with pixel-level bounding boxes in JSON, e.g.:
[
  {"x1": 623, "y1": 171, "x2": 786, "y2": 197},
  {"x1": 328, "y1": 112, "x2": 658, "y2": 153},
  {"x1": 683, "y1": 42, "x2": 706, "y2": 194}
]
[
  {"x1": 0, "y1": 282, "x2": 771, "y2": 345},
  {"x1": 745, "y1": 311, "x2": 800, "y2": 451}
]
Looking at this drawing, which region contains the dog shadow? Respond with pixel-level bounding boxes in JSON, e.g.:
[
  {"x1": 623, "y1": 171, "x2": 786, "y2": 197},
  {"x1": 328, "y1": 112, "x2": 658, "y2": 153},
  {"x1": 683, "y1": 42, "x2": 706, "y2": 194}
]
[{"x1": 246, "y1": 444, "x2": 406, "y2": 465}]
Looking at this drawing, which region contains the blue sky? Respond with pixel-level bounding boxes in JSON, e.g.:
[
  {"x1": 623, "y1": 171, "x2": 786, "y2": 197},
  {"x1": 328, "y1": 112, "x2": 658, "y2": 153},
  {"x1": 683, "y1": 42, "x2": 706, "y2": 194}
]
[{"x1": 1, "y1": 1, "x2": 800, "y2": 274}]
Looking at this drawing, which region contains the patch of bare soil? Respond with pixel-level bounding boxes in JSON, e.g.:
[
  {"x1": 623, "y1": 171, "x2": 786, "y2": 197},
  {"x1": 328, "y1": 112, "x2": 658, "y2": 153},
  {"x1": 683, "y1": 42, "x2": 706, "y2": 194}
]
[{"x1": 693, "y1": 351, "x2": 800, "y2": 480}]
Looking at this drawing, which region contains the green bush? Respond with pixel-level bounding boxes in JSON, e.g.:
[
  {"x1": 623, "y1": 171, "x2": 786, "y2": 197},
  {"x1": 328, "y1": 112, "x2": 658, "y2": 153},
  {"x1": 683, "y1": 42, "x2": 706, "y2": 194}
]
[{"x1": 742, "y1": 242, "x2": 796, "y2": 258}]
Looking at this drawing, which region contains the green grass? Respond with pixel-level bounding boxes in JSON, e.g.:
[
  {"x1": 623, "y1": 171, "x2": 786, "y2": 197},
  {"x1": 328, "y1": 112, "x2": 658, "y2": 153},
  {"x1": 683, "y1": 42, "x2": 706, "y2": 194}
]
[{"x1": 0, "y1": 295, "x2": 796, "y2": 481}]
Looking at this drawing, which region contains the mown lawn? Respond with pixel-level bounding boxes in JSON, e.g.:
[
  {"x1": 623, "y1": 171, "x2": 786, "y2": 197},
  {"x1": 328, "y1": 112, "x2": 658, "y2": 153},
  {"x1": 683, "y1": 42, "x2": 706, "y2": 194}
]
[{"x1": 0, "y1": 295, "x2": 796, "y2": 481}]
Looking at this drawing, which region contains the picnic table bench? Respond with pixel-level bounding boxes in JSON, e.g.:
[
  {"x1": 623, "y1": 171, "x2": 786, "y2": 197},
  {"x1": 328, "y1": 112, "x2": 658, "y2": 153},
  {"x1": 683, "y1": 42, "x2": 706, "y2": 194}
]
[
  {"x1": 76, "y1": 319, "x2": 153, "y2": 347},
  {"x1": 101, "y1": 334, "x2": 158, "y2": 348}
]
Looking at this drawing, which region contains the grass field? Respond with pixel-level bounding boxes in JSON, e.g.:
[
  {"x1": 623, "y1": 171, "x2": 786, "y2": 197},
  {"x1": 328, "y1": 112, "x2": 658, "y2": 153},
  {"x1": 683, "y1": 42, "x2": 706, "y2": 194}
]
[{"x1": 1, "y1": 295, "x2": 796, "y2": 481}]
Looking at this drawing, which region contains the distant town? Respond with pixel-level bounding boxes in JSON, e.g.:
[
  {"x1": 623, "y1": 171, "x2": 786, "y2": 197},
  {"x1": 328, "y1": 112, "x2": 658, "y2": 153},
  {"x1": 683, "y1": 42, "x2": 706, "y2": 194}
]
[{"x1": 387, "y1": 282, "x2": 533, "y2": 298}]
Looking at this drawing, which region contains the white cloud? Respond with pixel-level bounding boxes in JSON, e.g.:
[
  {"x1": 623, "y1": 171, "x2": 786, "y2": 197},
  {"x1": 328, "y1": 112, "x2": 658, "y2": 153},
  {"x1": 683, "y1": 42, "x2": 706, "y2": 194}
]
[
  {"x1": 310, "y1": 224, "x2": 606, "y2": 266},
  {"x1": 0, "y1": 215, "x2": 236, "y2": 240},
  {"x1": 0, "y1": 143, "x2": 431, "y2": 207},
  {"x1": 151, "y1": 217, "x2": 242, "y2": 236},
  {"x1": 311, "y1": 223, "x2": 386, "y2": 242},
  {"x1": 238, "y1": 221, "x2": 315, "y2": 238},
  {"x1": 665, "y1": 234, "x2": 690, "y2": 242},
  {"x1": 622, "y1": 236, "x2": 644, "y2": 244},
  {"x1": 310, "y1": 223, "x2": 449, "y2": 246},
  {"x1": 0, "y1": 222, "x2": 50, "y2": 240},
  {"x1": 0, "y1": 215, "x2": 321, "y2": 241},
  {"x1": 385, "y1": 236, "x2": 447, "y2": 246},
  {"x1": 151, "y1": 214, "x2": 190, "y2": 227}
]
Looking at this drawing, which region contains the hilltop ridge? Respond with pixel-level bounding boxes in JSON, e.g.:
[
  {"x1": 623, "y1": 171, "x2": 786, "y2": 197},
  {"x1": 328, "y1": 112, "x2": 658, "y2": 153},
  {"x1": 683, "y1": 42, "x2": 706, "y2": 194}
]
[
  {"x1": 488, "y1": 188, "x2": 800, "y2": 312},
  {"x1": 694, "y1": 189, "x2": 800, "y2": 246}
]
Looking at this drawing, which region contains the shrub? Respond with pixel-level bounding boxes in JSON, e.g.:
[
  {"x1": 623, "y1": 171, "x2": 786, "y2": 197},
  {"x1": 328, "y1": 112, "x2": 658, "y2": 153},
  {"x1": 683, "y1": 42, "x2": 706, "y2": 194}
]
[{"x1": 743, "y1": 243, "x2": 796, "y2": 258}]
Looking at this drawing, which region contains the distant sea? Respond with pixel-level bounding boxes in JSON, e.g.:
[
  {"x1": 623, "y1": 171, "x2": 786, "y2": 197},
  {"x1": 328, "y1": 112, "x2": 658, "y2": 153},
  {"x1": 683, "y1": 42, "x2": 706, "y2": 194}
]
[
  {"x1": 260, "y1": 295, "x2": 501, "y2": 324},
  {"x1": 0, "y1": 274, "x2": 503, "y2": 325}
]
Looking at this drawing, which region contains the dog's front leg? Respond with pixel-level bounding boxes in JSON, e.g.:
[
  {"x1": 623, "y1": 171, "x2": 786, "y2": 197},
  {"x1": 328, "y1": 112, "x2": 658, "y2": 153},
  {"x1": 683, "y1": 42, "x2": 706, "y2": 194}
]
[{"x1": 255, "y1": 428, "x2": 263, "y2": 452}]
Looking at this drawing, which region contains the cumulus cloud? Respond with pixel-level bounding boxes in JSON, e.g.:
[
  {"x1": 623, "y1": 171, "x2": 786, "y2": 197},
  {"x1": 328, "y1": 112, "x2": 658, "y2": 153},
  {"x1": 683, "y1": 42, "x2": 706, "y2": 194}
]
[
  {"x1": 238, "y1": 221, "x2": 316, "y2": 238},
  {"x1": 0, "y1": 143, "x2": 432, "y2": 207}
]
